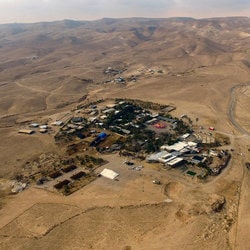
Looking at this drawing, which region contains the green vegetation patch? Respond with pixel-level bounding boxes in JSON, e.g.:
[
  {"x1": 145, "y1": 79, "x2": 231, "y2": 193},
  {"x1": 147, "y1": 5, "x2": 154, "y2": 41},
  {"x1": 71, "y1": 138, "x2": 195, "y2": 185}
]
[{"x1": 186, "y1": 171, "x2": 197, "y2": 176}]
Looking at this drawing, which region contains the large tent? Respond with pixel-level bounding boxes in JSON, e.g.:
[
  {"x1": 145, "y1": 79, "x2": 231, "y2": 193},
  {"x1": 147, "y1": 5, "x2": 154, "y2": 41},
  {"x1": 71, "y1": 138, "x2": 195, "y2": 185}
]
[{"x1": 100, "y1": 168, "x2": 119, "y2": 180}]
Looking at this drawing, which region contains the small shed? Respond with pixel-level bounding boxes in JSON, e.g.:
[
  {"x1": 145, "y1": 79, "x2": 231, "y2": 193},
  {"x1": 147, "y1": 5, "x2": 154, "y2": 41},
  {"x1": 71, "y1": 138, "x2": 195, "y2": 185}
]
[
  {"x1": 39, "y1": 128, "x2": 48, "y2": 133},
  {"x1": 18, "y1": 129, "x2": 34, "y2": 135},
  {"x1": 39, "y1": 125, "x2": 48, "y2": 129},
  {"x1": 29, "y1": 123, "x2": 39, "y2": 128}
]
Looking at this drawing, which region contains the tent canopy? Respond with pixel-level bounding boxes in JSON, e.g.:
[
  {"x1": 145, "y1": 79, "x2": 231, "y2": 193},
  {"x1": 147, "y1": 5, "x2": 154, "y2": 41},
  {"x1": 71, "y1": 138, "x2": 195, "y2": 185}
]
[{"x1": 100, "y1": 168, "x2": 119, "y2": 180}]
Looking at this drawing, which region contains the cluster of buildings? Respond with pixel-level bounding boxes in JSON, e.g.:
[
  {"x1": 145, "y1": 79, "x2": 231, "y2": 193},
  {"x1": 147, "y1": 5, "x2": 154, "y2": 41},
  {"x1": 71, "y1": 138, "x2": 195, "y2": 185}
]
[
  {"x1": 18, "y1": 120, "x2": 64, "y2": 135},
  {"x1": 54, "y1": 100, "x2": 179, "y2": 145},
  {"x1": 103, "y1": 66, "x2": 164, "y2": 86},
  {"x1": 59, "y1": 117, "x2": 86, "y2": 137},
  {"x1": 16, "y1": 96, "x2": 233, "y2": 196},
  {"x1": 146, "y1": 135, "x2": 231, "y2": 177},
  {"x1": 53, "y1": 100, "x2": 192, "y2": 156},
  {"x1": 147, "y1": 140, "x2": 199, "y2": 168},
  {"x1": 103, "y1": 66, "x2": 138, "y2": 84},
  {"x1": 104, "y1": 67, "x2": 124, "y2": 75}
]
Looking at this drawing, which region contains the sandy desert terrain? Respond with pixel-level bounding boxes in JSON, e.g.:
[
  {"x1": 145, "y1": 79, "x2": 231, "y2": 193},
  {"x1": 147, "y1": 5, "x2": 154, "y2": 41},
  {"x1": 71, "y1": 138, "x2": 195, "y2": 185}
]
[{"x1": 0, "y1": 17, "x2": 249, "y2": 249}]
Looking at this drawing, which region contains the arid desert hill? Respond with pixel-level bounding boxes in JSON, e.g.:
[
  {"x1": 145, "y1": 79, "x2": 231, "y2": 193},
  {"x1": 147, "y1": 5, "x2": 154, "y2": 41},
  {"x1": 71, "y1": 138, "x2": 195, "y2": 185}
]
[{"x1": 0, "y1": 17, "x2": 250, "y2": 117}]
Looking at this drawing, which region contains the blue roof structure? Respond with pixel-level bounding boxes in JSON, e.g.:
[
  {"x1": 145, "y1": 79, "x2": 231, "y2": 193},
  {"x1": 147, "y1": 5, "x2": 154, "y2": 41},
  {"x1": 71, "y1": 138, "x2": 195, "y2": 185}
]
[
  {"x1": 90, "y1": 132, "x2": 107, "y2": 147},
  {"x1": 98, "y1": 132, "x2": 107, "y2": 139}
]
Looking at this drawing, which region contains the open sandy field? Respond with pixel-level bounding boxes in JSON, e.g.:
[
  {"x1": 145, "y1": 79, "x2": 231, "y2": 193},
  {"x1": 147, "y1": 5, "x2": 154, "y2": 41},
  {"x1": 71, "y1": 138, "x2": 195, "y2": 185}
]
[
  {"x1": 0, "y1": 17, "x2": 249, "y2": 249},
  {"x1": 0, "y1": 151, "x2": 248, "y2": 249}
]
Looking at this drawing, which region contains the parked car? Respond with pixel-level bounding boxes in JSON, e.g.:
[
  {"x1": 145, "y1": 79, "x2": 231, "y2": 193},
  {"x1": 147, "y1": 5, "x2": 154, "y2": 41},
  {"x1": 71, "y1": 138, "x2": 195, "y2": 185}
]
[
  {"x1": 124, "y1": 161, "x2": 134, "y2": 166},
  {"x1": 152, "y1": 180, "x2": 161, "y2": 185}
]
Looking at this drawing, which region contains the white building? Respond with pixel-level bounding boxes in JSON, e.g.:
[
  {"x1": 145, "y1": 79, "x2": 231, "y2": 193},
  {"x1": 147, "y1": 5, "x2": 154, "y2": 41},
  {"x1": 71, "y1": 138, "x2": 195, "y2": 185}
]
[
  {"x1": 161, "y1": 141, "x2": 197, "y2": 152},
  {"x1": 146, "y1": 151, "x2": 170, "y2": 163},
  {"x1": 166, "y1": 157, "x2": 184, "y2": 167}
]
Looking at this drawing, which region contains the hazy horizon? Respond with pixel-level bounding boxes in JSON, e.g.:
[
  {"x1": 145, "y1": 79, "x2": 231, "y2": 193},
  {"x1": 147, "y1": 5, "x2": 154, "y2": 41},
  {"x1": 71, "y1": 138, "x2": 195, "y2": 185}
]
[{"x1": 0, "y1": 0, "x2": 249, "y2": 24}]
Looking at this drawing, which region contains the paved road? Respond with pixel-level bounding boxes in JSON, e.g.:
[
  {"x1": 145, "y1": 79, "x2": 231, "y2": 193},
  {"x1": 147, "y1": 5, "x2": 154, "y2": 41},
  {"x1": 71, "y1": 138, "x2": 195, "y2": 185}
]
[{"x1": 228, "y1": 83, "x2": 250, "y2": 135}]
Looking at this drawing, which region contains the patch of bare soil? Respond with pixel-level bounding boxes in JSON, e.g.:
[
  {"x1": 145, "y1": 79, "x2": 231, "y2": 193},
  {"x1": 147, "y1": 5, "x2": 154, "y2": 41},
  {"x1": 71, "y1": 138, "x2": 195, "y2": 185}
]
[
  {"x1": 0, "y1": 201, "x2": 230, "y2": 250},
  {"x1": 0, "y1": 172, "x2": 238, "y2": 250},
  {"x1": 235, "y1": 86, "x2": 250, "y2": 133},
  {"x1": 0, "y1": 203, "x2": 82, "y2": 238}
]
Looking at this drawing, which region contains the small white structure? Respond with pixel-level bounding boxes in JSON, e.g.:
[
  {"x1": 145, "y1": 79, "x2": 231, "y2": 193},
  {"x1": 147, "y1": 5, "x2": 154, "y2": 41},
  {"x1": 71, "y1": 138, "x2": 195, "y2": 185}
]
[
  {"x1": 161, "y1": 141, "x2": 197, "y2": 152},
  {"x1": 210, "y1": 150, "x2": 218, "y2": 156},
  {"x1": 11, "y1": 182, "x2": 27, "y2": 193},
  {"x1": 29, "y1": 123, "x2": 39, "y2": 128},
  {"x1": 166, "y1": 157, "x2": 184, "y2": 167},
  {"x1": 161, "y1": 141, "x2": 187, "y2": 152},
  {"x1": 39, "y1": 128, "x2": 47, "y2": 133},
  {"x1": 146, "y1": 118, "x2": 158, "y2": 124},
  {"x1": 100, "y1": 168, "x2": 119, "y2": 180},
  {"x1": 181, "y1": 133, "x2": 190, "y2": 140},
  {"x1": 100, "y1": 115, "x2": 108, "y2": 120},
  {"x1": 159, "y1": 155, "x2": 176, "y2": 164},
  {"x1": 39, "y1": 125, "x2": 48, "y2": 129},
  {"x1": 102, "y1": 108, "x2": 115, "y2": 114},
  {"x1": 88, "y1": 117, "x2": 98, "y2": 122},
  {"x1": 51, "y1": 120, "x2": 64, "y2": 126},
  {"x1": 106, "y1": 104, "x2": 116, "y2": 108}
]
